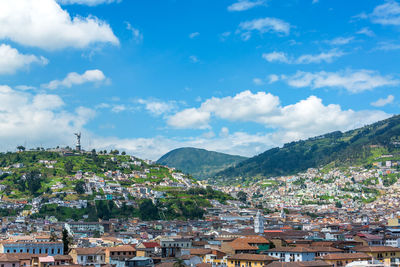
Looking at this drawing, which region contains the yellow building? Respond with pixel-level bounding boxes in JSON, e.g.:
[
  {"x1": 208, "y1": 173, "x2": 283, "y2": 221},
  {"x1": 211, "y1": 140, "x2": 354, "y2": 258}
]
[
  {"x1": 388, "y1": 218, "x2": 400, "y2": 227},
  {"x1": 352, "y1": 246, "x2": 400, "y2": 266},
  {"x1": 318, "y1": 252, "x2": 371, "y2": 267},
  {"x1": 227, "y1": 253, "x2": 277, "y2": 267}
]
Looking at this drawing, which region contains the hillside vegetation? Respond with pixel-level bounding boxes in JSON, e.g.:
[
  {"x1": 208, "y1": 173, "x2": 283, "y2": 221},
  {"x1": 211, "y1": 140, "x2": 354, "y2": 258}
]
[
  {"x1": 0, "y1": 150, "x2": 233, "y2": 221},
  {"x1": 215, "y1": 115, "x2": 400, "y2": 183},
  {"x1": 157, "y1": 147, "x2": 247, "y2": 179}
]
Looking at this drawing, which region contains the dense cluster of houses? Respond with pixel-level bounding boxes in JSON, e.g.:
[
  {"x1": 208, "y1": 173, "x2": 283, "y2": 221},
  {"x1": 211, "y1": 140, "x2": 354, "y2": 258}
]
[{"x1": 1, "y1": 208, "x2": 400, "y2": 267}]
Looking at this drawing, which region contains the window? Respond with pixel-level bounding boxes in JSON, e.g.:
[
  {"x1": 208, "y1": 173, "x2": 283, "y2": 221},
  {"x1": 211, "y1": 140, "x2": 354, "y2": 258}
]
[{"x1": 58, "y1": 249, "x2": 61, "y2": 254}]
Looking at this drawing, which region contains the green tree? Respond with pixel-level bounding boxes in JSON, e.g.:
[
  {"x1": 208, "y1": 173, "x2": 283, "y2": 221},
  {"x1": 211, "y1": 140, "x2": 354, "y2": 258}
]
[
  {"x1": 139, "y1": 199, "x2": 159, "y2": 221},
  {"x1": 26, "y1": 171, "x2": 42, "y2": 195},
  {"x1": 16, "y1": 145, "x2": 25, "y2": 152},
  {"x1": 64, "y1": 161, "x2": 74, "y2": 174},
  {"x1": 173, "y1": 258, "x2": 186, "y2": 267},
  {"x1": 62, "y1": 229, "x2": 71, "y2": 255},
  {"x1": 75, "y1": 181, "x2": 86, "y2": 194}
]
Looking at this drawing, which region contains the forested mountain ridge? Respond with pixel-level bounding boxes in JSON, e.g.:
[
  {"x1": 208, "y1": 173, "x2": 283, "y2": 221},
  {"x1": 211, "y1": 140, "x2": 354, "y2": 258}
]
[{"x1": 214, "y1": 115, "x2": 400, "y2": 183}]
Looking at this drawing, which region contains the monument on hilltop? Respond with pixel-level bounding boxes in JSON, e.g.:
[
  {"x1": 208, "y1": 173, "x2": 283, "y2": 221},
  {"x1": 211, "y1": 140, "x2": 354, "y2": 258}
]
[{"x1": 74, "y1": 132, "x2": 81, "y2": 151}]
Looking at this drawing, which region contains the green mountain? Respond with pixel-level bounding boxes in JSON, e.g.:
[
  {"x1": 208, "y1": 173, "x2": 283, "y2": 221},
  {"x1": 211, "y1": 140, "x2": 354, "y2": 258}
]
[
  {"x1": 215, "y1": 115, "x2": 400, "y2": 183},
  {"x1": 157, "y1": 147, "x2": 247, "y2": 179}
]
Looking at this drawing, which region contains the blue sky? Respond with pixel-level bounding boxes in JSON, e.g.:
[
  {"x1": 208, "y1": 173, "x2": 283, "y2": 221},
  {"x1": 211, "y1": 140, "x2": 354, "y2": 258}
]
[{"x1": 0, "y1": 0, "x2": 399, "y2": 159}]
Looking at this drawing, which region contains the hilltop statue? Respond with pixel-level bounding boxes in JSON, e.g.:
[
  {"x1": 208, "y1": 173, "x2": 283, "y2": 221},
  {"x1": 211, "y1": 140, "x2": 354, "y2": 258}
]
[{"x1": 74, "y1": 132, "x2": 81, "y2": 151}]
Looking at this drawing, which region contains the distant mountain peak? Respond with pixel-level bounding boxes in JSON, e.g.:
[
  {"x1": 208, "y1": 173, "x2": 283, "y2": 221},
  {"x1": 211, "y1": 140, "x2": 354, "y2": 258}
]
[{"x1": 157, "y1": 147, "x2": 247, "y2": 179}]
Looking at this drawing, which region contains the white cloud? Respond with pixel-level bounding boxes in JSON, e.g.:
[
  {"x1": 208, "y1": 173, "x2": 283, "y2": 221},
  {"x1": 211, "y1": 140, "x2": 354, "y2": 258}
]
[
  {"x1": 238, "y1": 17, "x2": 291, "y2": 40},
  {"x1": 168, "y1": 91, "x2": 389, "y2": 131},
  {"x1": 168, "y1": 108, "x2": 211, "y2": 129},
  {"x1": 137, "y1": 99, "x2": 177, "y2": 116},
  {"x1": 168, "y1": 91, "x2": 281, "y2": 129},
  {"x1": 0, "y1": 85, "x2": 95, "y2": 151},
  {"x1": 262, "y1": 50, "x2": 344, "y2": 64},
  {"x1": 0, "y1": 44, "x2": 48, "y2": 74},
  {"x1": 0, "y1": 0, "x2": 119, "y2": 50},
  {"x1": 15, "y1": 85, "x2": 37, "y2": 91},
  {"x1": 228, "y1": 0, "x2": 266, "y2": 12},
  {"x1": 369, "y1": 0, "x2": 400, "y2": 26},
  {"x1": 371, "y1": 95, "x2": 395, "y2": 107},
  {"x1": 253, "y1": 78, "x2": 265, "y2": 85},
  {"x1": 220, "y1": 127, "x2": 230, "y2": 137},
  {"x1": 58, "y1": 0, "x2": 121, "y2": 6},
  {"x1": 220, "y1": 31, "x2": 231, "y2": 41},
  {"x1": 43, "y1": 69, "x2": 108, "y2": 89},
  {"x1": 111, "y1": 105, "x2": 127, "y2": 113},
  {"x1": 286, "y1": 70, "x2": 399, "y2": 93},
  {"x1": 189, "y1": 32, "x2": 200, "y2": 39},
  {"x1": 126, "y1": 22, "x2": 143, "y2": 43},
  {"x1": 268, "y1": 74, "x2": 280, "y2": 83},
  {"x1": 312, "y1": 0, "x2": 319, "y2": 4},
  {"x1": 296, "y1": 50, "x2": 344, "y2": 64},
  {"x1": 325, "y1": 37, "x2": 354, "y2": 45},
  {"x1": 262, "y1": 52, "x2": 290, "y2": 63},
  {"x1": 357, "y1": 27, "x2": 375, "y2": 37}
]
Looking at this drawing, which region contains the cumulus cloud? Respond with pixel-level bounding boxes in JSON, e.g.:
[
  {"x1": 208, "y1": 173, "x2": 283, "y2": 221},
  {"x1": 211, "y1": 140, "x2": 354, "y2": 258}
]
[
  {"x1": 237, "y1": 17, "x2": 291, "y2": 40},
  {"x1": 0, "y1": 44, "x2": 48, "y2": 74},
  {"x1": 43, "y1": 69, "x2": 108, "y2": 89},
  {"x1": 167, "y1": 108, "x2": 211, "y2": 129},
  {"x1": 0, "y1": 0, "x2": 119, "y2": 50},
  {"x1": 228, "y1": 0, "x2": 266, "y2": 12},
  {"x1": 0, "y1": 85, "x2": 95, "y2": 151},
  {"x1": 262, "y1": 50, "x2": 344, "y2": 64},
  {"x1": 371, "y1": 95, "x2": 395, "y2": 107},
  {"x1": 285, "y1": 70, "x2": 399, "y2": 93},
  {"x1": 58, "y1": 0, "x2": 121, "y2": 5}
]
